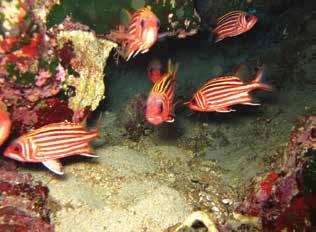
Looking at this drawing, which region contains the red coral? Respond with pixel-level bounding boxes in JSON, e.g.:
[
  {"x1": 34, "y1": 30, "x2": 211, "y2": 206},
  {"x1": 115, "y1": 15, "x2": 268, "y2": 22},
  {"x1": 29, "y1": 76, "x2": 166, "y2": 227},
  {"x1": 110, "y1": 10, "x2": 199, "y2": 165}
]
[
  {"x1": 264, "y1": 195, "x2": 316, "y2": 232},
  {"x1": 21, "y1": 33, "x2": 43, "y2": 58},
  {"x1": 260, "y1": 172, "x2": 279, "y2": 195},
  {"x1": 0, "y1": 36, "x2": 18, "y2": 53},
  {"x1": 35, "y1": 98, "x2": 74, "y2": 128},
  {"x1": 235, "y1": 116, "x2": 316, "y2": 230}
]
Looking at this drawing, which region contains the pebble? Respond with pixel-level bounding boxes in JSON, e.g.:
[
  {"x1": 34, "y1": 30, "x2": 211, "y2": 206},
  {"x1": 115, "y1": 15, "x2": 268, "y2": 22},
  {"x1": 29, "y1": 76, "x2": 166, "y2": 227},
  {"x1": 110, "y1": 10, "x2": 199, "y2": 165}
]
[
  {"x1": 222, "y1": 199, "x2": 232, "y2": 205},
  {"x1": 211, "y1": 206, "x2": 220, "y2": 212}
]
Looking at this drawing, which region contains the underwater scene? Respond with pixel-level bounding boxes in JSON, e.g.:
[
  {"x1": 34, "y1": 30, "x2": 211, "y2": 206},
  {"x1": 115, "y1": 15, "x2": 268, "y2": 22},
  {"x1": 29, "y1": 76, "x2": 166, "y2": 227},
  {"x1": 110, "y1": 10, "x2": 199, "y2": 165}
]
[{"x1": 0, "y1": 0, "x2": 315, "y2": 231}]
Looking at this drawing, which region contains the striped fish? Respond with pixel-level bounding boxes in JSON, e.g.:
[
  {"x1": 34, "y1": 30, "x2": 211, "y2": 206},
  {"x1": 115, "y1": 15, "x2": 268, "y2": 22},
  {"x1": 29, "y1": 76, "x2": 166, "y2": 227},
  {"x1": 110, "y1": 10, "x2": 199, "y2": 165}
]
[
  {"x1": 0, "y1": 108, "x2": 11, "y2": 146},
  {"x1": 146, "y1": 59, "x2": 179, "y2": 125},
  {"x1": 186, "y1": 66, "x2": 271, "y2": 113},
  {"x1": 4, "y1": 122, "x2": 99, "y2": 175},
  {"x1": 107, "y1": 7, "x2": 160, "y2": 61},
  {"x1": 213, "y1": 10, "x2": 257, "y2": 43}
]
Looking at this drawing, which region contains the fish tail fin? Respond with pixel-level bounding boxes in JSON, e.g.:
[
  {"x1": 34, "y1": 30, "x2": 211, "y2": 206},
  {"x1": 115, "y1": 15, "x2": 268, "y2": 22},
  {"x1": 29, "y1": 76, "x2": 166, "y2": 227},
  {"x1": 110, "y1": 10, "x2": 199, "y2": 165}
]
[
  {"x1": 251, "y1": 65, "x2": 272, "y2": 91},
  {"x1": 167, "y1": 59, "x2": 180, "y2": 79}
]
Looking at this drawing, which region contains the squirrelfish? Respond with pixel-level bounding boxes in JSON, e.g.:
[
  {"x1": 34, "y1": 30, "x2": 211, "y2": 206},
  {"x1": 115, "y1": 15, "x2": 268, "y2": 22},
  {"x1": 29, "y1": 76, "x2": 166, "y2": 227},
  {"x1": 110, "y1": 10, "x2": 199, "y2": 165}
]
[
  {"x1": 186, "y1": 66, "x2": 271, "y2": 113},
  {"x1": 4, "y1": 122, "x2": 99, "y2": 175},
  {"x1": 147, "y1": 59, "x2": 162, "y2": 84},
  {"x1": 0, "y1": 108, "x2": 11, "y2": 146},
  {"x1": 108, "y1": 7, "x2": 160, "y2": 61},
  {"x1": 146, "y1": 59, "x2": 179, "y2": 125},
  {"x1": 213, "y1": 10, "x2": 257, "y2": 43}
]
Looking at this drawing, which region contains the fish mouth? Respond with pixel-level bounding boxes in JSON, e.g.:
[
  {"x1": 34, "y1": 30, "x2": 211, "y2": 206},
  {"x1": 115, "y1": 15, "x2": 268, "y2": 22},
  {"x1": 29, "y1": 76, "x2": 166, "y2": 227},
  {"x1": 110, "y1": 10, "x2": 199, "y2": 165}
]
[
  {"x1": 146, "y1": 117, "x2": 162, "y2": 125},
  {"x1": 4, "y1": 151, "x2": 25, "y2": 162}
]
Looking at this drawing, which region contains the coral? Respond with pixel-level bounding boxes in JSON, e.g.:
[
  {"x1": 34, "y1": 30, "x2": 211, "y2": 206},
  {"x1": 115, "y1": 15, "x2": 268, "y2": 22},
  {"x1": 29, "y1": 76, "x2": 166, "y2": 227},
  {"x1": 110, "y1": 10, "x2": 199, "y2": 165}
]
[
  {"x1": 9, "y1": 97, "x2": 74, "y2": 137},
  {"x1": 0, "y1": 0, "x2": 68, "y2": 135},
  {"x1": 117, "y1": 94, "x2": 150, "y2": 142},
  {"x1": 234, "y1": 116, "x2": 316, "y2": 229},
  {"x1": 47, "y1": 0, "x2": 200, "y2": 37},
  {"x1": 263, "y1": 194, "x2": 316, "y2": 231},
  {"x1": 56, "y1": 27, "x2": 117, "y2": 112},
  {"x1": 0, "y1": 160, "x2": 53, "y2": 231},
  {"x1": 0, "y1": 1, "x2": 117, "y2": 136}
]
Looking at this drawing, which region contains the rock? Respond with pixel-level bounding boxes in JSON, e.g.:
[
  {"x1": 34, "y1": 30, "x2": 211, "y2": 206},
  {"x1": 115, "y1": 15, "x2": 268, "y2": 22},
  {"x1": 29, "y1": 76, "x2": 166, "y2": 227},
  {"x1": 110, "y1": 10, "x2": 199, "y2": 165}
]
[{"x1": 305, "y1": 19, "x2": 316, "y2": 36}]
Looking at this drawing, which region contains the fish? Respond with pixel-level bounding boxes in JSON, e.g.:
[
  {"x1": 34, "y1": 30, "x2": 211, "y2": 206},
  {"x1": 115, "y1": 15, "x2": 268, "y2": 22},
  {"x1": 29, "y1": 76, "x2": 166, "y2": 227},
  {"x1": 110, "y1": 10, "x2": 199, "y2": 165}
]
[
  {"x1": 147, "y1": 59, "x2": 162, "y2": 84},
  {"x1": 107, "y1": 7, "x2": 160, "y2": 61},
  {"x1": 212, "y1": 10, "x2": 258, "y2": 43},
  {"x1": 186, "y1": 66, "x2": 271, "y2": 113},
  {"x1": 146, "y1": 59, "x2": 179, "y2": 125},
  {"x1": 0, "y1": 107, "x2": 12, "y2": 146},
  {"x1": 4, "y1": 122, "x2": 99, "y2": 175}
]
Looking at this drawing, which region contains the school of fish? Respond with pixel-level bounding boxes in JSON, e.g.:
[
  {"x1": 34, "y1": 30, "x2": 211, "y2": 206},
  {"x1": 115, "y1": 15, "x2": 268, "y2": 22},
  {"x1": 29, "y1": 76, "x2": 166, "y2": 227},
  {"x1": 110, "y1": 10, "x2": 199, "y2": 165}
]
[{"x1": 0, "y1": 7, "x2": 269, "y2": 174}]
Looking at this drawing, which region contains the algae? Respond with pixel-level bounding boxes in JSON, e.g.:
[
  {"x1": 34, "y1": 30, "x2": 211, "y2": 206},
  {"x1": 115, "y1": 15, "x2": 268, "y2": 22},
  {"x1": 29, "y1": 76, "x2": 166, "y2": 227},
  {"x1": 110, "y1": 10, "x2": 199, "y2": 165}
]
[{"x1": 57, "y1": 30, "x2": 117, "y2": 111}]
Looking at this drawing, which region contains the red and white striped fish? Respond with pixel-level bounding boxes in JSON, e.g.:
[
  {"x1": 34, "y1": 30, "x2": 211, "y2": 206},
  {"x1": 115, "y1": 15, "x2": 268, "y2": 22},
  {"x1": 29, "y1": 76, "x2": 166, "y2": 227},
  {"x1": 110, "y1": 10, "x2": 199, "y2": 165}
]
[
  {"x1": 186, "y1": 66, "x2": 271, "y2": 113},
  {"x1": 213, "y1": 10, "x2": 257, "y2": 43},
  {"x1": 0, "y1": 107, "x2": 11, "y2": 146},
  {"x1": 146, "y1": 59, "x2": 179, "y2": 125},
  {"x1": 107, "y1": 7, "x2": 160, "y2": 61},
  {"x1": 4, "y1": 122, "x2": 99, "y2": 175}
]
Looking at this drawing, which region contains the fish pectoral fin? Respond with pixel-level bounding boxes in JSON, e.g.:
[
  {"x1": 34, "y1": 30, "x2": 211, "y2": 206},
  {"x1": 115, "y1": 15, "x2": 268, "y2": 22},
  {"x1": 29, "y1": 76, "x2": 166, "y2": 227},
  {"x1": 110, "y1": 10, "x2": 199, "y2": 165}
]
[
  {"x1": 215, "y1": 107, "x2": 236, "y2": 113},
  {"x1": 141, "y1": 48, "x2": 149, "y2": 54},
  {"x1": 80, "y1": 152, "x2": 99, "y2": 158},
  {"x1": 166, "y1": 115, "x2": 175, "y2": 123},
  {"x1": 42, "y1": 160, "x2": 64, "y2": 175},
  {"x1": 242, "y1": 101, "x2": 261, "y2": 106}
]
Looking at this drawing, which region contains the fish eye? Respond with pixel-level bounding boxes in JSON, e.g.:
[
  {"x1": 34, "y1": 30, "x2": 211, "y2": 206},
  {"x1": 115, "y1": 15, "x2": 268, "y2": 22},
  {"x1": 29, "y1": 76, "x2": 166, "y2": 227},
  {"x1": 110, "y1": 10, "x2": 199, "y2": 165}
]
[
  {"x1": 245, "y1": 14, "x2": 251, "y2": 22},
  {"x1": 13, "y1": 144, "x2": 20, "y2": 152},
  {"x1": 159, "y1": 102, "x2": 164, "y2": 113},
  {"x1": 141, "y1": 19, "x2": 145, "y2": 28},
  {"x1": 157, "y1": 20, "x2": 160, "y2": 28}
]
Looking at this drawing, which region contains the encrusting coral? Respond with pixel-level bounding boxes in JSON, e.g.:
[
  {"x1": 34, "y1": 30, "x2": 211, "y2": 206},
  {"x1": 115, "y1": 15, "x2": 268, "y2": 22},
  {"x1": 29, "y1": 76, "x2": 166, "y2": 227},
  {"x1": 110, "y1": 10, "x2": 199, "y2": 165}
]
[
  {"x1": 0, "y1": 160, "x2": 53, "y2": 231},
  {"x1": 0, "y1": 0, "x2": 117, "y2": 135},
  {"x1": 233, "y1": 115, "x2": 316, "y2": 230},
  {"x1": 56, "y1": 28, "x2": 117, "y2": 112}
]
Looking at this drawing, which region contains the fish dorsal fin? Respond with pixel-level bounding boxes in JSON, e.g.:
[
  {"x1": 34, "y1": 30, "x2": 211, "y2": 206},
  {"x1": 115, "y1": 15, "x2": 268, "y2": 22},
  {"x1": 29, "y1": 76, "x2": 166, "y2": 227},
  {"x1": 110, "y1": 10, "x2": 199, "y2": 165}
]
[
  {"x1": 234, "y1": 64, "x2": 252, "y2": 82},
  {"x1": 120, "y1": 9, "x2": 133, "y2": 27},
  {"x1": 80, "y1": 152, "x2": 99, "y2": 158},
  {"x1": 167, "y1": 59, "x2": 180, "y2": 79},
  {"x1": 234, "y1": 64, "x2": 244, "y2": 78},
  {"x1": 42, "y1": 160, "x2": 64, "y2": 175}
]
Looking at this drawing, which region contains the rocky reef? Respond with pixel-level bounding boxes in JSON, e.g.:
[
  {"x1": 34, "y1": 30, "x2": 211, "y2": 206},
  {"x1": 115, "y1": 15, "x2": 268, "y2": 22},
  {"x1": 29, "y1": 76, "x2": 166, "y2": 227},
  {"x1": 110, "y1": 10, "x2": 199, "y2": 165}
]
[
  {"x1": 0, "y1": 0, "x2": 117, "y2": 135},
  {"x1": 171, "y1": 116, "x2": 316, "y2": 231},
  {"x1": 0, "y1": 160, "x2": 53, "y2": 231}
]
